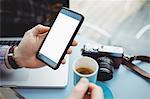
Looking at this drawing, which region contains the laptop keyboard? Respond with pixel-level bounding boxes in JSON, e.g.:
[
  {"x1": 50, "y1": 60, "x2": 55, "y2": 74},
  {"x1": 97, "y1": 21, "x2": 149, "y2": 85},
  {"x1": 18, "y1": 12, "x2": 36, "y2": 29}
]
[{"x1": 0, "y1": 40, "x2": 20, "y2": 46}]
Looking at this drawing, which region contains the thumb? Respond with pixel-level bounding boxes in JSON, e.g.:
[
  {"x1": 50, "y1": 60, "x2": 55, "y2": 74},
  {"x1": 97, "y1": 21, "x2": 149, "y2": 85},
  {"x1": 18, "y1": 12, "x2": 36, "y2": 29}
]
[
  {"x1": 68, "y1": 78, "x2": 89, "y2": 99},
  {"x1": 32, "y1": 24, "x2": 50, "y2": 35}
]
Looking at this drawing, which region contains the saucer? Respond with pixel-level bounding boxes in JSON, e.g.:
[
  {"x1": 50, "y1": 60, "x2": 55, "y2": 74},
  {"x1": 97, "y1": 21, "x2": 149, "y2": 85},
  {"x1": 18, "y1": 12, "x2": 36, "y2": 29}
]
[{"x1": 96, "y1": 81, "x2": 113, "y2": 99}]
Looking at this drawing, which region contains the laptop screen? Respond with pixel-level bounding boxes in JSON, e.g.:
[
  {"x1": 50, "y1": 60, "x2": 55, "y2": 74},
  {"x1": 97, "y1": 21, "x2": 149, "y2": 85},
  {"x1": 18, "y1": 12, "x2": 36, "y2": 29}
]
[{"x1": 0, "y1": 0, "x2": 69, "y2": 37}]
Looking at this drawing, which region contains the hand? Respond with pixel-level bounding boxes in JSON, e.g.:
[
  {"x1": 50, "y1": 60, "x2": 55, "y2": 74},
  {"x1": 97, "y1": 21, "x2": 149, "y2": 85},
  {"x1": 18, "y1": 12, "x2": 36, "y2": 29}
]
[
  {"x1": 68, "y1": 78, "x2": 104, "y2": 99},
  {"x1": 14, "y1": 24, "x2": 78, "y2": 68}
]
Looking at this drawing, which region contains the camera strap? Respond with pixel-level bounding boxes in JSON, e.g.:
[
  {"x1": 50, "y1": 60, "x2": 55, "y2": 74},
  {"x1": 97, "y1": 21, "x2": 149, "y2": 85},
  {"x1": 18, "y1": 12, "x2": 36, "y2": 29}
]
[{"x1": 122, "y1": 55, "x2": 150, "y2": 79}]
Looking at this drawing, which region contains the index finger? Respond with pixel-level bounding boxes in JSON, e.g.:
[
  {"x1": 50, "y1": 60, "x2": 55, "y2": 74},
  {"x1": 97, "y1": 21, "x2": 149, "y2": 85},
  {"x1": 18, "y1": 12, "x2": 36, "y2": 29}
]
[{"x1": 71, "y1": 40, "x2": 78, "y2": 46}]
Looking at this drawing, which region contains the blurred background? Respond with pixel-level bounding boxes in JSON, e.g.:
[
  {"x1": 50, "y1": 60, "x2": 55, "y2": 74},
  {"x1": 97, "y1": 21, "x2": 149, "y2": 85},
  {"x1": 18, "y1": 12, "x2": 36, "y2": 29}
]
[
  {"x1": 1, "y1": 0, "x2": 150, "y2": 56},
  {"x1": 70, "y1": 0, "x2": 150, "y2": 56},
  {"x1": 0, "y1": 0, "x2": 69, "y2": 37}
]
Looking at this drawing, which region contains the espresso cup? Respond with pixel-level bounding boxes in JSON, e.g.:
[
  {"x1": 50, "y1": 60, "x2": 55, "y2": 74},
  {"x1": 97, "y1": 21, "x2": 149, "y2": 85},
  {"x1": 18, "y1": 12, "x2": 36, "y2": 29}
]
[{"x1": 73, "y1": 56, "x2": 99, "y2": 85}]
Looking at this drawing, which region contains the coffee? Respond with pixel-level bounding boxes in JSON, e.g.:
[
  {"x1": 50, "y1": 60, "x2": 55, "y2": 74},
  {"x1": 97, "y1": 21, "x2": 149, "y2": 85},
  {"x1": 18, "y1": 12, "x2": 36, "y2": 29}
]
[{"x1": 76, "y1": 67, "x2": 94, "y2": 75}]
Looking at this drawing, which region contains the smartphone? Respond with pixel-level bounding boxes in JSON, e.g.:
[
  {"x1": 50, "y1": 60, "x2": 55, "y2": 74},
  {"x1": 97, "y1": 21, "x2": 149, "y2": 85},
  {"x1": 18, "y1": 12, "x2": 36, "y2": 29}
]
[{"x1": 36, "y1": 7, "x2": 84, "y2": 70}]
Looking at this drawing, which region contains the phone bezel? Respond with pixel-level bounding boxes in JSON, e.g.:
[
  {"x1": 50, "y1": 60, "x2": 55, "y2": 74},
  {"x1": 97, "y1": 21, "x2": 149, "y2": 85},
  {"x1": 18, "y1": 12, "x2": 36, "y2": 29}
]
[{"x1": 36, "y1": 7, "x2": 84, "y2": 70}]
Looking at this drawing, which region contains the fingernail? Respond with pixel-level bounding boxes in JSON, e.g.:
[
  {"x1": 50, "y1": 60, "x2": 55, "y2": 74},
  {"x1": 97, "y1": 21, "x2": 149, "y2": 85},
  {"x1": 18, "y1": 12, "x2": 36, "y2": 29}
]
[{"x1": 80, "y1": 77, "x2": 89, "y2": 83}]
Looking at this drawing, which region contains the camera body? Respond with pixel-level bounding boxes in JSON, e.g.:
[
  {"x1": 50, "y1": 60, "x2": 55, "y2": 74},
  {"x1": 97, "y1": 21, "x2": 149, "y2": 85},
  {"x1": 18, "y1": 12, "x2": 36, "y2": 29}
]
[{"x1": 81, "y1": 44, "x2": 124, "y2": 81}]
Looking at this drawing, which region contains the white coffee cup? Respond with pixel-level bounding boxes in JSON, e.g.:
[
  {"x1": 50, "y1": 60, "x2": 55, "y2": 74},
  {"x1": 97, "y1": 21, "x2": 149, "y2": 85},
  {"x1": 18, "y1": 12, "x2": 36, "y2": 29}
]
[{"x1": 73, "y1": 56, "x2": 99, "y2": 85}]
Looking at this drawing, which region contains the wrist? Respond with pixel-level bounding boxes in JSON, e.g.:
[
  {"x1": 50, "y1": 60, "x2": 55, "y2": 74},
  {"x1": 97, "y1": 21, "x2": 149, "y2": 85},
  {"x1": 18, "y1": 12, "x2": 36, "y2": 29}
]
[
  {"x1": 13, "y1": 46, "x2": 24, "y2": 68},
  {"x1": 7, "y1": 45, "x2": 23, "y2": 69}
]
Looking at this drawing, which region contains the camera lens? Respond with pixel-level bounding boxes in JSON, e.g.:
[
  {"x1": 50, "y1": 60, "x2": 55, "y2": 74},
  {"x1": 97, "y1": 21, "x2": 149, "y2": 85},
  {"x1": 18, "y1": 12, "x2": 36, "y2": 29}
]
[{"x1": 97, "y1": 56, "x2": 114, "y2": 81}]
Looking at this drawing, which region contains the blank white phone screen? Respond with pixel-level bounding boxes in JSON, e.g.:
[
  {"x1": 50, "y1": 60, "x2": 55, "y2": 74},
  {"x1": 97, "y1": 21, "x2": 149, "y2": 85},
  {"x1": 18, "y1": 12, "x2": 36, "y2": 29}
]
[{"x1": 39, "y1": 12, "x2": 80, "y2": 65}]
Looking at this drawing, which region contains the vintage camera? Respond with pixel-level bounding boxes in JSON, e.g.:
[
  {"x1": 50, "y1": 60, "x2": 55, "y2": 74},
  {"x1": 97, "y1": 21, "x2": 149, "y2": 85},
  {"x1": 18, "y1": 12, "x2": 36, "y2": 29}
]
[{"x1": 81, "y1": 44, "x2": 124, "y2": 81}]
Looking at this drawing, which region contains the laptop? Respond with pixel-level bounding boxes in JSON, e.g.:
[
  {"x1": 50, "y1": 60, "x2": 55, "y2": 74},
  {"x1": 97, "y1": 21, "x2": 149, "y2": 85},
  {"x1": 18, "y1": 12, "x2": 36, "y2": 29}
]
[
  {"x1": 0, "y1": 55, "x2": 69, "y2": 88},
  {"x1": 0, "y1": 0, "x2": 70, "y2": 88}
]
